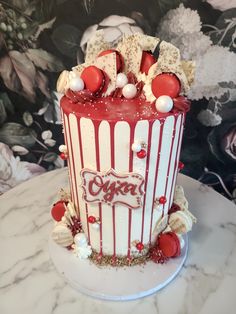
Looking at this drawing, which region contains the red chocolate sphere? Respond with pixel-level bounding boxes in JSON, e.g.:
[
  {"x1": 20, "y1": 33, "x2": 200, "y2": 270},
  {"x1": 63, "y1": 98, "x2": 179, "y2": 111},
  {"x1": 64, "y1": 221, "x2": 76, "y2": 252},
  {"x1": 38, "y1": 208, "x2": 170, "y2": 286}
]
[
  {"x1": 151, "y1": 73, "x2": 181, "y2": 99},
  {"x1": 137, "y1": 149, "x2": 147, "y2": 159},
  {"x1": 51, "y1": 201, "x2": 66, "y2": 222},
  {"x1": 140, "y1": 51, "x2": 156, "y2": 75},
  {"x1": 88, "y1": 215, "x2": 96, "y2": 224},
  {"x1": 136, "y1": 242, "x2": 144, "y2": 251},
  {"x1": 159, "y1": 196, "x2": 167, "y2": 204}
]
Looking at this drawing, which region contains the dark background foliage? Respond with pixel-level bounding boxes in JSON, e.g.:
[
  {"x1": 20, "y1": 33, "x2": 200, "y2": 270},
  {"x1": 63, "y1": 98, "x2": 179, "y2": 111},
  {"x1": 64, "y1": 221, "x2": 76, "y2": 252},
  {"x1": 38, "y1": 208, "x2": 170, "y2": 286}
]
[{"x1": 0, "y1": 0, "x2": 236, "y2": 200}]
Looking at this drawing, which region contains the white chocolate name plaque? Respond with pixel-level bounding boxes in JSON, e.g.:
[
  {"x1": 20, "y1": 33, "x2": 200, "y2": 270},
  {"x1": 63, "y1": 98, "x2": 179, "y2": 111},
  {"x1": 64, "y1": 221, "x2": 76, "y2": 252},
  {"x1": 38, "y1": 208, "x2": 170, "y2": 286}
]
[{"x1": 80, "y1": 168, "x2": 144, "y2": 209}]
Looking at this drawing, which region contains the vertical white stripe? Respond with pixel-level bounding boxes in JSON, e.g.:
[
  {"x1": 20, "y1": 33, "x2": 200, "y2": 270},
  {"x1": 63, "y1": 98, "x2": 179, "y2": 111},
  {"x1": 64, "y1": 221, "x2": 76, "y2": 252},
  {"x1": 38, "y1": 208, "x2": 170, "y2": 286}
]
[
  {"x1": 170, "y1": 114, "x2": 184, "y2": 204},
  {"x1": 155, "y1": 116, "x2": 175, "y2": 205},
  {"x1": 69, "y1": 114, "x2": 85, "y2": 227},
  {"x1": 98, "y1": 121, "x2": 113, "y2": 254},
  {"x1": 64, "y1": 114, "x2": 77, "y2": 208},
  {"x1": 131, "y1": 120, "x2": 149, "y2": 244},
  {"x1": 114, "y1": 121, "x2": 130, "y2": 255},
  {"x1": 80, "y1": 117, "x2": 100, "y2": 252},
  {"x1": 163, "y1": 115, "x2": 181, "y2": 214}
]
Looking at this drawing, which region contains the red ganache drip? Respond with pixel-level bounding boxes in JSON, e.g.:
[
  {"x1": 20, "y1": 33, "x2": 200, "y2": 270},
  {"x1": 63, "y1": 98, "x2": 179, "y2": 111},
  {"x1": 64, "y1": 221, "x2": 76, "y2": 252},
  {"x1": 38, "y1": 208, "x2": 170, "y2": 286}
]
[{"x1": 61, "y1": 95, "x2": 190, "y2": 122}]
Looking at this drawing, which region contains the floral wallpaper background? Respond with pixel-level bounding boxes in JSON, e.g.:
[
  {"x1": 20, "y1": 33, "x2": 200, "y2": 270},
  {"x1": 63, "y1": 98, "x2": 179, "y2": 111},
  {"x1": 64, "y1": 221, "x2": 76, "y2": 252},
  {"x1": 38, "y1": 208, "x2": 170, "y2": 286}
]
[{"x1": 0, "y1": 0, "x2": 236, "y2": 202}]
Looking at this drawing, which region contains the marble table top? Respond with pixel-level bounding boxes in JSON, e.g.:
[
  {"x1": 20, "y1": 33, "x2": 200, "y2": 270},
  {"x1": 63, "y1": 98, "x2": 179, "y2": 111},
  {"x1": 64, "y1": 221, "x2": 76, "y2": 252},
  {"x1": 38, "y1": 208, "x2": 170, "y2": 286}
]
[{"x1": 1, "y1": 168, "x2": 236, "y2": 314}]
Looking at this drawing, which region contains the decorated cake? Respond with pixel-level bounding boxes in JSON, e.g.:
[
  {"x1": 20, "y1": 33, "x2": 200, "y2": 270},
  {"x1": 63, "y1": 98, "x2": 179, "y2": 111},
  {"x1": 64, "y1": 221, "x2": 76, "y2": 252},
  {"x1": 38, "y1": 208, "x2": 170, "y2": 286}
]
[{"x1": 51, "y1": 31, "x2": 196, "y2": 266}]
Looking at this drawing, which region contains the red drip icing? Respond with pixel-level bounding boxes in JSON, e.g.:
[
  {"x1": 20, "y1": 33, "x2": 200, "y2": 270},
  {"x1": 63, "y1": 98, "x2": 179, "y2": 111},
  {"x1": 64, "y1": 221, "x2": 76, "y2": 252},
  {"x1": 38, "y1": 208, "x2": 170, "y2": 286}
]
[
  {"x1": 63, "y1": 112, "x2": 76, "y2": 206},
  {"x1": 61, "y1": 96, "x2": 186, "y2": 123},
  {"x1": 167, "y1": 114, "x2": 184, "y2": 210},
  {"x1": 140, "y1": 121, "x2": 154, "y2": 243},
  {"x1": 161, "y1": 116, "x2": 178, "y2": 217},
  {"x1": 77, "y1": 118, "x2": 91, "y2": 245},
  {"x1": 149, "y1": 121, "x2": 164, "y2": 245},
  {"x1": 93, "y1": 120, "x2": 103, "y2": 255},
  {"x1": 67, "y1": 116, "x2": 80, "y2": 212}
]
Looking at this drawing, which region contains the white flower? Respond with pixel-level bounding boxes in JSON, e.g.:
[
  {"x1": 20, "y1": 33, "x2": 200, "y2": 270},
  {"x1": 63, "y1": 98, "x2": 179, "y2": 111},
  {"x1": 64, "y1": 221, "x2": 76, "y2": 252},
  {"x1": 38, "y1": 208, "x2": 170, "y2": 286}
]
[
  {"x1": 206, "y1": 0, "x2": 236, "y2": 11},
  {"x1": 197, "y1": 109, "x2": 222, "y2": 126},
  {"x1": 188, "y1": 46, "x2": 236, "y2": 100},
  {"x1": 157, "y1": 4, "x2": 202, "y2": 40},
  {"x1": 169, "y1": 32, "x2": 212, "y2": 60},
  {"x1": 0, "y1": 142, "x2": 45, "y2": 193},
  {"x1": 80, "y1": 15, "x2": 143, "y2": 53}
]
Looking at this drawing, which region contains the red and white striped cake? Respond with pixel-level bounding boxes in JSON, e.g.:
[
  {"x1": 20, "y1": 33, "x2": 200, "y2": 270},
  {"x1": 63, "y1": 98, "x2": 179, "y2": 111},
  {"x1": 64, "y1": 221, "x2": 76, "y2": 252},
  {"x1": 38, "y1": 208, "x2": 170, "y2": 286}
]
[
  {"x1": 51, "y1": 32, "x2": 196, "y2": 266},
  {"x1": 61, "y1": 96, "x2": 185, "y2": 258}
]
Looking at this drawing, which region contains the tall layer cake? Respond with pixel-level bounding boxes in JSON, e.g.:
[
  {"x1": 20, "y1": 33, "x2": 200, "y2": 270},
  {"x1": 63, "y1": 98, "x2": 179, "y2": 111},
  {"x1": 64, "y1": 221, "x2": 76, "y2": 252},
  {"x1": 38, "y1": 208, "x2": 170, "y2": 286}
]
[{"x1": 51, "y1": 32, "x2": 196, "y2": 266}]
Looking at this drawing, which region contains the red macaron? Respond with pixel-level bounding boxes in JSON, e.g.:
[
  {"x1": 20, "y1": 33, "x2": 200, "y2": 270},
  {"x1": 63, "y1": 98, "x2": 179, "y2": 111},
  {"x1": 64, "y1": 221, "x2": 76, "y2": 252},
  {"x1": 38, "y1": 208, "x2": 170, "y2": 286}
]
[
  {"x1": 151, "y1": 73, "x2": 181, "y2": 99},
  {"x1": 140, "y1": 51, "x2": 157, "y2": 75},
  {"x1": 51, "y1": 200, "x2": 66, "y2": 222},
  {"x1": 98, "y1": 49, "x2": 124, "y2": 72},
  {"x1": 81, "y1": 65, "x2": 109, "y2": 94},
  {"x1": 158, "y1": 232, "x2": 181, "y2": 258}
]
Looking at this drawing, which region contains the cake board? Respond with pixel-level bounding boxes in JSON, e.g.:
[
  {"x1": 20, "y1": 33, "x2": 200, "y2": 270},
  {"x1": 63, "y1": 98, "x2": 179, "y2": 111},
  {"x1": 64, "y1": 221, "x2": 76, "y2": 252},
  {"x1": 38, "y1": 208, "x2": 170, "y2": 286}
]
[{"x1": 49, "y1": 235, "x2": 188, "y2": 301}]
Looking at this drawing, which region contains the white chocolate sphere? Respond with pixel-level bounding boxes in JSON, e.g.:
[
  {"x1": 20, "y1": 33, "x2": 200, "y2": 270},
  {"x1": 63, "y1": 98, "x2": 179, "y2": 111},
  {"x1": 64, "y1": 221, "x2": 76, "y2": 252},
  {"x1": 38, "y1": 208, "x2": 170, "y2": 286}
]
[
  {"x1": 155, "y1": 95, "x2": 173, "y2": 113},
  {"x1": 59, "y1": 144, "x2": 67, "y2": 153},
  {"x1": 69, "y1": 76, "x2": 84, "y2": 92},
  {"x1": 122, "y1": 84, "x2": 137, "y2": 99},
  {"x1": 74, "y1": 233, "x2": 87, "y2": 246},
  {"x1": 92, "y1": 222, "x2": 100, "y2": 230},
  {"x1": 131, "y1": 142, "x2": 142, "y2": 153},
  {"x1": 116, "y1": 73, "x2": 128, "y2": 88}
]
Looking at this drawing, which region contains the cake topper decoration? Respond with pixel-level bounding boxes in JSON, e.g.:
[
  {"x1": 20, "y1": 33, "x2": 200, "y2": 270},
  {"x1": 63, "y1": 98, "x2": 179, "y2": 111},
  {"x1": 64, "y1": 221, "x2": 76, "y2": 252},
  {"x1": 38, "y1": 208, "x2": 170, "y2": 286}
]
[
  {"x1": 57, "y1": 31, "x2": 195, "y2": 115},
  {"x1": 81, "y1": 168, "x2": 144, "y2": 209}
]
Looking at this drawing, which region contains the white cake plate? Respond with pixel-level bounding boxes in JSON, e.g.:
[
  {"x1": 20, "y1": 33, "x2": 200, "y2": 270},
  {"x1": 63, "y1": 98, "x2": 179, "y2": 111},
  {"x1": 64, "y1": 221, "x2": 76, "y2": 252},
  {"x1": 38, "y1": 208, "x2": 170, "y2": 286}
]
[{"x1": 49, "y1": 235, "x2": 188, "y2": 301}]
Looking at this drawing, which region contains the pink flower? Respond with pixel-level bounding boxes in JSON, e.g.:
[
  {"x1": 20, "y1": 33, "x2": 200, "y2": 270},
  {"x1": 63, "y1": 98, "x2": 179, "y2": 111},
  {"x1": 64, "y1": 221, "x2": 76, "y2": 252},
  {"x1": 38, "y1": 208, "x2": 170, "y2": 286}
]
[
  {"x1": 221, "y1": 126, "x2": 236, "y2": 160},
  {"x1": 0, "y1": 142, "x2": 45, "y2": 194}
]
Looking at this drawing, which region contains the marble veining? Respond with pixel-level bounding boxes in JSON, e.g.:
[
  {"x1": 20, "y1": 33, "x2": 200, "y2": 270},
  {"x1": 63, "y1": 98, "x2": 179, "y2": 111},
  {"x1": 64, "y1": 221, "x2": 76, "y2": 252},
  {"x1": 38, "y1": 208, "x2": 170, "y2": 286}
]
[{"x1": 1, "y1": 168, "x2": 236, "y2": 314}]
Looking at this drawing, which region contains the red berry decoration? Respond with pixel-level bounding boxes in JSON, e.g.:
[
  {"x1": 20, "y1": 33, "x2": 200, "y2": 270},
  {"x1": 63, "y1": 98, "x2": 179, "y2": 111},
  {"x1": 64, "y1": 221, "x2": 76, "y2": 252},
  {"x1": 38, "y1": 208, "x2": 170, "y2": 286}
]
[
  {"x1": 81, "y1": 66, "x2": 105, "y2": 93},
  {"x1": 136, "y1": 242, "x2": 144, "y2": 251},
  {"x1": 51, "y1": 201, "x2": 66, "y2": 222},
  {"x1": 158, "y1": 232, "x2": 181, "y2": 258},
  {"x1": 159, "y1": 196, "x2": 167, "y2": 204},
  {"x1": 151, "y1": 73, "x2": 181, "y2": 99},
  {"x1": 178, "y1": 161, "x2": 185, "y2": 170},
  {"x1": 149, "y1": 247, "x2": 168, "y2": 264},
  {"x1": 137, "y1": 149, "x2": 146, "y2": 159},
  {"x1": 60, "y1": 152, "x2": 67, "y2": 160},
  {"x1": 140, "y1": 51, "x2": 157, "y2": 75},
  {"x1": 88, "y1": 215, "x2": 96, "y2": 224},
  {"x1": 98, "y1": 49, "x2": 124, "y2": 72}
]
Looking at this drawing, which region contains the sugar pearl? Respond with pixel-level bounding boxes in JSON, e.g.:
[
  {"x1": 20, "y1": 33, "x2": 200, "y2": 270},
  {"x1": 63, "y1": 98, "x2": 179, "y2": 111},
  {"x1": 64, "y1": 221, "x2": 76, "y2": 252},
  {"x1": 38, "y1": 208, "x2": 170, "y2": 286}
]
[
  {"x1": 69, "y1": 76, "x2": 84, "y2": 92},
  {"x1": 155, "y1": 95, "x2": 173, "y2": 113},
  {"x1": 59, "y1": 144, "x2": 67, "y2": 153},
  {"x1": 132, "y1": 142, "x2": 142, "y2": 153},
  {"x1": 122, "y1": 84, "x2": 137, "y2": 99},
  {"x1": 92, "y1": 222, "x2": 100, "y2": 230},
  {"x1": 74, "y1": 233, "x2": 87, "y2": 246},
  {"x1": 116, "y1": 73, "x2": 128, "y2": 88}
]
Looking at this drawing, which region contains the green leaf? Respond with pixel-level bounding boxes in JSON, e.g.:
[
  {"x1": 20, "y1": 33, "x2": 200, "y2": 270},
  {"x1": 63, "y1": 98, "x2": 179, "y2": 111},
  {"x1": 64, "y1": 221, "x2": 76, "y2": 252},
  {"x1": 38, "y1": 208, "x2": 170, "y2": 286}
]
[
  {"x1": 51, "y1": 24, "x2": 82, "y2": 58},
  {"x1": 0, "y1": 51, "x2": 36, "y2": 102},
  {"x1": 26, "y1": 49, "x2": 64, "y2": 72},
  {"x1": 23, "y1": 111, "x2": 33, "y2": 126},
  {"x1": 0, "y1": 101, "x2": 7, "y2": 125},
  {"x1": 0, "y1": 122, "x2": 37, "y2": 148},
  {"x1": 43, "y1": 152, "x2": 57, "y2": 162},
  {"x1": 0, "y1": 93, "x2": 15, "y2": 114}
]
